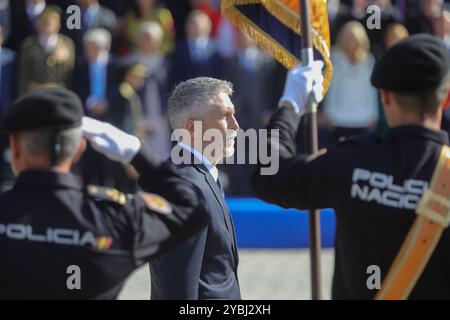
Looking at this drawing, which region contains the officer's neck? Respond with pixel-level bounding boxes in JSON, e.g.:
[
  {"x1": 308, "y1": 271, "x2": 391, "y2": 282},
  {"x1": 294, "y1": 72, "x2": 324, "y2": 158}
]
[
  {"x1": 17, "y1": 158, "x2": 72, "y2": 175},
  {"x1": 390, "y1": 113, "x2": 442, "y2": 131}
]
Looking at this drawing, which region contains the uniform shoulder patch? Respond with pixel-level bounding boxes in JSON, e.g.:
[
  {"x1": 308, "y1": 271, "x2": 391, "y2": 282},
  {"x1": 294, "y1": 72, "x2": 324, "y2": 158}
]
[
  {"x1": 139, "y1": 192, "x2": 172, "y2": 215},
  {"x1": 87, "y1": 185, "x2": 127, "y2": 206}
]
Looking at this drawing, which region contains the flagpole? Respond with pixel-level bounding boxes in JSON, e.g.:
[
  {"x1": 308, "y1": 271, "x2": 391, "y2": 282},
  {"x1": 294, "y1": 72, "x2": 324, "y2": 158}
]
[{"x1": 299, "y1": 0, "x2": 322, "y2": 300}]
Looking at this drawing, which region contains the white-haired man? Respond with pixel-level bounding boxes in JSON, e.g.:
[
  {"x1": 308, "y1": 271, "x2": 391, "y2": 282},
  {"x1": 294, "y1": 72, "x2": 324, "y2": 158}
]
[
  {"x1": 149, "y1": 77, "x2": 241, "y2": 300},
  {"x1": 73, "y1": 28, "x2": 119, "y2": 190},
  {"x1": 75, "y1": 27, "x2": 114, "y2": 118},
  {"x1": 128, "y1": 21, "x2": 172, "y2": 159}
]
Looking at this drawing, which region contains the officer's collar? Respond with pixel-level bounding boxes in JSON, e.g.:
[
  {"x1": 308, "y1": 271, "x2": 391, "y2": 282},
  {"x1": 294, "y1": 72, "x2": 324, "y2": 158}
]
[
  {"x1": 14, "y1": 170, "x2": 83, "y2": 191},
  {"x1": 384, "y1": 125, "x2": 449, "y2": 145}
]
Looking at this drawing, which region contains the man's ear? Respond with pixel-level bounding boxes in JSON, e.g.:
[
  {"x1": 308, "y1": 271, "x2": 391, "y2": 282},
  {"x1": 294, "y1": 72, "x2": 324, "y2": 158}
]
[
  {"x1": 380, "y1": 89, "x2": 391, "y2": 107},
  {"x1": 9, "y1": 133, "x2": 20, "y2": 162},
  {"x1": 72, "y1": 138, "x2": 87, "y2": 165},
  {"x1": 185, "y1": 119, "x2": 195, "y2": 133}
]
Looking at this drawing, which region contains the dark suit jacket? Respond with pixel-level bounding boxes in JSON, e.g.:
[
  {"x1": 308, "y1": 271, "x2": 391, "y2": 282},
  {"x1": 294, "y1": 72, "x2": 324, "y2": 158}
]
[
  {"x1": 223, "y1": 52, "x2": 275, "y2": 130},
  {"x1": 0, "y1": 47, "x2": 16, "y2": 190},
  {"x1": 63, "y1": 5, "x2": 117, "y2": 60},
  {"x1": 6, "y1": 0, "x2": 36, "y2": 51},
  {"x1": 169, "y1": 38, "x2": 223, "y2": 88},
  {"x1": 73, "y1": 58, "x2": 118, "y2": 117},
  {"x1": 150, "y1": 158, "x2": 240, "y2": 300}
]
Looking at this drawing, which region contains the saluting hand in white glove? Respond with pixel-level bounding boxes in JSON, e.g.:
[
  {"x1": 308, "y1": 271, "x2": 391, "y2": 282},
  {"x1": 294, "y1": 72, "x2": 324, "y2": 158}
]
[
  {"x1": 82, "y1": 117, "x2": 141, "y2": 164},
  {"x1": 279, "y1": 61, "x2": 325, "y2": 114}
]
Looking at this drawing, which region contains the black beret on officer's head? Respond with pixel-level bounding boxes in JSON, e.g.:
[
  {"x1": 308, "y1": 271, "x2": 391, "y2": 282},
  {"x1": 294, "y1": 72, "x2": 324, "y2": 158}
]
[
  {"x1": 371, "y1": 34, "x2": 450, "y2": 93},
  {"x1": 0, "y1": 87, "x2": 84, "y2": 133}
]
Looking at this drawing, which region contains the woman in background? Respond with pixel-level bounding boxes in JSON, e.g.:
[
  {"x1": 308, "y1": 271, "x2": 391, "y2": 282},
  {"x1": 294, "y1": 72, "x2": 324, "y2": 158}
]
[
  {"x1": 321, "y1": 21, "x2": 379, "y2": 144},
  {"x1": 123, "y1": 0, "x2": 174, "y2": 55}
]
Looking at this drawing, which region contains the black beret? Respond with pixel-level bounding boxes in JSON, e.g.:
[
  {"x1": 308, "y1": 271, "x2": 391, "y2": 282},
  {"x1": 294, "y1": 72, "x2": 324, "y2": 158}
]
[
  {"x1": 0, "y1": 87, "x2": 84, "y2": 133},
  {"x1": 371, "y1": 34, "x2": 450, "y2": 93}
]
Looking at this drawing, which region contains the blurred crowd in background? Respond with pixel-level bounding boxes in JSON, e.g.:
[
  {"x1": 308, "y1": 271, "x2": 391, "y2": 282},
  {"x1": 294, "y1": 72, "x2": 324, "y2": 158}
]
[{"x1": 0, "y1": 0, "x2": 449, "y2": 196}]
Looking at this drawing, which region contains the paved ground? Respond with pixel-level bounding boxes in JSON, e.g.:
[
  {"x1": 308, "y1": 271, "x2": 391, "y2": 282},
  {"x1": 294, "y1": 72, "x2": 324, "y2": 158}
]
[{"x1": 118, "y1": 249, "x2": 334, "y2": 300}]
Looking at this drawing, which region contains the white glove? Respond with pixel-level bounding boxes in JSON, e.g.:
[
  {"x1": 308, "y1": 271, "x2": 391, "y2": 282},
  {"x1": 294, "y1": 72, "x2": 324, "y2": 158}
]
[
  {"x1": 82, "y1": 117, "x2": 141, "y2": 164},
  {"x1": 279, "y1": 61, "x2": 325, "y2": 114}
]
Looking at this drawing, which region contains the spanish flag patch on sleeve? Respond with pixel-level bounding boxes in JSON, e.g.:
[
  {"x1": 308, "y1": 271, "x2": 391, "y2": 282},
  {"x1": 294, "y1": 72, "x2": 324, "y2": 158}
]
[{"x1": 140, "y1": 192, "x2": 172, "y2": 215}]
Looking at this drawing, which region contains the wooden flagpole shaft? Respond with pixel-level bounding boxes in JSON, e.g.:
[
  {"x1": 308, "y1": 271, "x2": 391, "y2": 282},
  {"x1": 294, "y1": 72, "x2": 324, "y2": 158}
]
[{"x1": 299, "y1": 0, "x2": 322, "y2": 300}]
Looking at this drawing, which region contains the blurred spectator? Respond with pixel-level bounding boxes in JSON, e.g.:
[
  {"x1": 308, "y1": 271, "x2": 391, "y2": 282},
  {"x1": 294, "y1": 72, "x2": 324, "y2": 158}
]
[
  {"x1": 123, "y1": 0, "x2": 174, "y2": 55},
  {"x1": 384, "y1": 21, "x2": 409, "y2": 48},
  {"x1": 216, "y1": 20, "x2": 240, "y2": 58},
  {"x1": 129, "y1": 22, "x2": 172, "y2": 158},
  {"x1": 193, "y1": 0, "x2": 222, "y2": 37},
  {"x1": 99, "y1": 0, "x2": 134, "y2": 17},
  {"x1": 322, "y1": 21, "x2": 379, "y2": 144},
  {"x1": 407, "y1": 0, "x2": 443, "y2": 34},
  {"x1": 74, "y1": 28, "x2": 121, "y2": 197},
  {"x1": 0, "y1": 0, "x2": 9, "y2": 42},
  {"x1": 115, "y1": 59, "x2": 148, "y2": 138},
  {"x1": 6, "y1": 0, "x2": 46, "y2": 51},
  {"x1": 223, "y1": 33, "x2": 276, "y2": 195},
  {"x1": 394, "y1": 0, "x2": 408, "y2": 23},
  {"x1": 332, "y1": 0, "x2": 400, "y2": 57},
  {"x1": 0, "y1": 24, "x2": 15, "y2": 111},
  {"x1": 102, "y1": 59, "x2": 150, "y2": 193},
  {"x1": 373, "y1": 22, "x2": 410, "y2": 138},
  {"x1": 433, "y1": 9, "x2": 450, "y2": 48},
  {"x1": 435, "y1": 10, "x2": 450, "y2": 136},
  {"x1": 164, "y1": 0, "x2": 195, "y2": 40},
  {"x1": 18, "y1": 6, "x2": 75, "y2": 95},
  {"x1": 375, "y1": 22, "x2": 410, "y2": 137},
  {"x1": 328, "y1": 0, "x2": 342, "y2": 27},
  {"x1": 224, "y1": 33, "x2": 275, "y2": 131},
  {"x1": 78, "y1": 0, "x2": 116, "y2": 32},
  {"x1": 0, "y1": 24, "x2": 15, "y2": 191},
  {"x1": 170, "y1": 10, "x2": 223, "y2": 87},
  {"x1": 75, "y1": 28, "x2": 117, "y2": 120},
  {"x1": 46, "y1": 0, "x2": 71, "y2": 10},
  {"x1": 65, "y1": 0, "x2": 117, "y2": 59}
]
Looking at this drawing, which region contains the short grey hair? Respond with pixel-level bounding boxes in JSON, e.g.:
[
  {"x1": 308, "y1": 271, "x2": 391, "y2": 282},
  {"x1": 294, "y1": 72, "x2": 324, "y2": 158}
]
[
  {"x1": 139, "y1": 21, "x2": 163, "y2": 43},
  {"x1": 168, "y1": 77, "x2": 233, "y2": 129},
  {"x1": 20, "y1": 127, "x2": 83, "y2": 164},
  {"x1": 83, "y1": 28, "x2": 111, "y2": 51}
]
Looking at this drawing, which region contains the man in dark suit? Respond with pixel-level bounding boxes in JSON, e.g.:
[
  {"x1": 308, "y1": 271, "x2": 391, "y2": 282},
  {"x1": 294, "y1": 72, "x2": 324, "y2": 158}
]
[
  {"x1": 74, "y1": 27, "x2": 116, "y2": 121},
  {"x1": 73, "y1": 27, "x2": 127, "y2": 192},
  {"x1": 150, "y1": 77, "x2": 241, "y2": 300},
  {"x1": 6, "y1": 0, "x2": 45, "y2": 51},
  {"x1": 0, "y1": 23, "x2": 16, "y2": 191},
  {"x1": 63, "y1": 0, "x2": 116, "y2": 60},
  {"x1": 169, "y1": 10, "x2": 223, "y2": 89},
  {"x1": 223, "y1": 33, "x2": 276, "y2": 196}
]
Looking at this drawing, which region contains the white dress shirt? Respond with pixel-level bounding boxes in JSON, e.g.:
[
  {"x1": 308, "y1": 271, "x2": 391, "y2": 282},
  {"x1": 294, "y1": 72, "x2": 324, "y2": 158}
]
[{"x1": 177, "y1": 142, "x2": 218, "y2": 182}]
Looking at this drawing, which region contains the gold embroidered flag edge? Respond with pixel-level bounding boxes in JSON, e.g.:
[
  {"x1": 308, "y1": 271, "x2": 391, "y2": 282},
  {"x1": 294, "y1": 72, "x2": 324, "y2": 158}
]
[{"x1": 221, "y1": 0, "x2": 333, "y2": 93}]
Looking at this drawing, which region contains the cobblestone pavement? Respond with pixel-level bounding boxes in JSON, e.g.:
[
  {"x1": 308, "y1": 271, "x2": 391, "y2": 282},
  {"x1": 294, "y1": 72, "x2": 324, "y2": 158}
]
[{"x1": 118, "y1": 249, "x2": 334, "y2": 300}]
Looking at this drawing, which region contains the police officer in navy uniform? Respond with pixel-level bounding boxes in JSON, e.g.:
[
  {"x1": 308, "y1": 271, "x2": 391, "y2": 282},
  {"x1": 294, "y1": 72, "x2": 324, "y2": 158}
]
[
  {"x1": 0, "y1": 87, "x2": 208, "y2": 299},
  {"x1": 252, "y1": 34, "x2": 450, "y2": 299}
]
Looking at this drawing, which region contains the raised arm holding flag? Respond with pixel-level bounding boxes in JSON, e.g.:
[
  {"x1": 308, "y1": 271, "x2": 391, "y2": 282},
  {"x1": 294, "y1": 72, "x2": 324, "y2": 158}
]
[{"x1": 222, "y1": 0, "x2": 333, "y2": 299}]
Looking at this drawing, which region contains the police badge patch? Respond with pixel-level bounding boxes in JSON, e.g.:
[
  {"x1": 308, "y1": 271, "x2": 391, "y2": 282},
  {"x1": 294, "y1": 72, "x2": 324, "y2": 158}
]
[{"x1": 140, "y1": 193, "x2": 173, "y2": 215}]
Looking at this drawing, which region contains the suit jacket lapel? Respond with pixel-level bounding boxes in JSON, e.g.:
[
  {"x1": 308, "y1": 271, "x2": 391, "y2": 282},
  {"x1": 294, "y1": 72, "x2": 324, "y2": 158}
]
[
  {"x1": 195, "y1": 163, "x2": 240, "y2": 266},
  {"x1": 193, "y1": 163, "x2": 231, "y2": 229}
]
